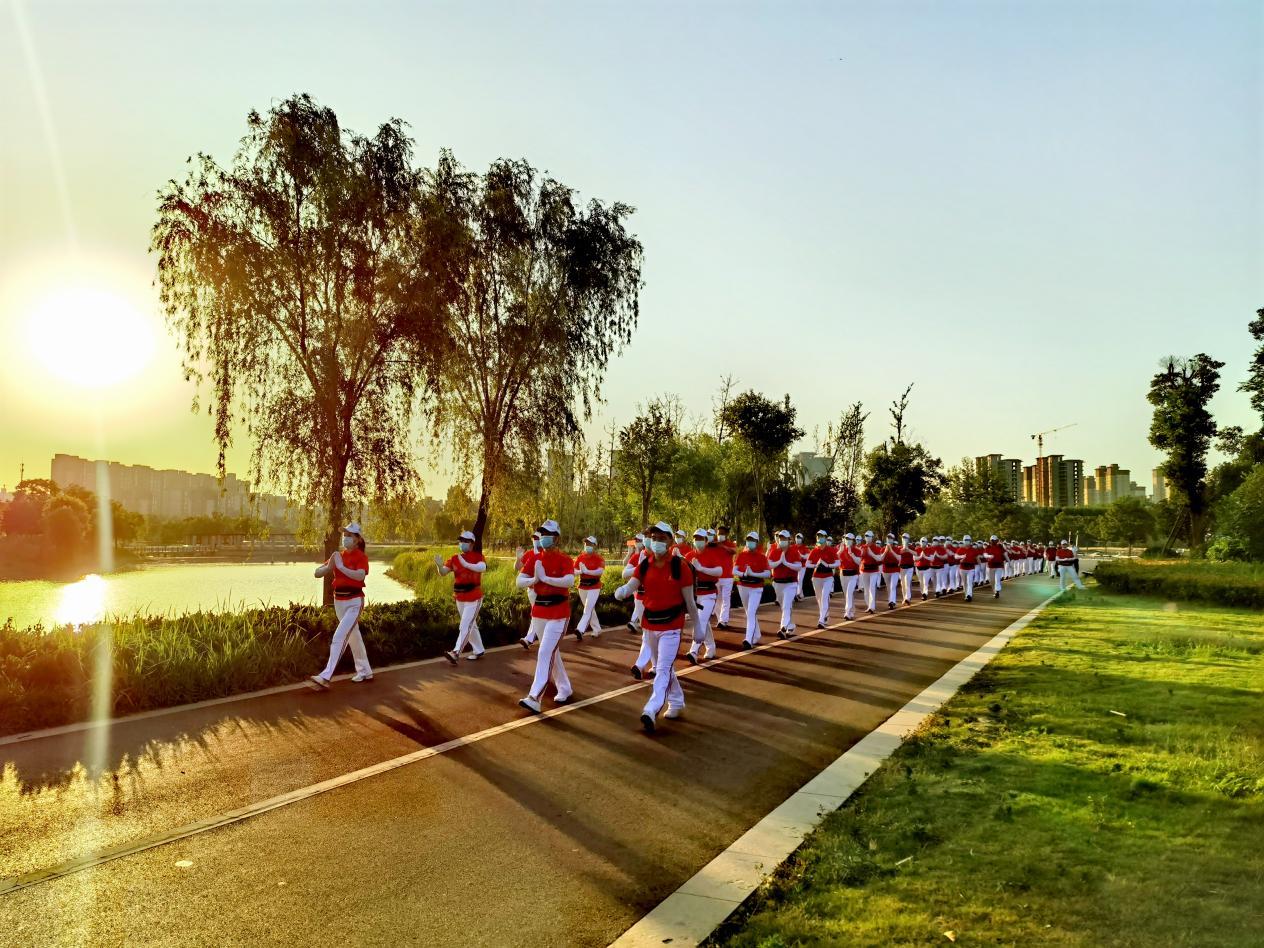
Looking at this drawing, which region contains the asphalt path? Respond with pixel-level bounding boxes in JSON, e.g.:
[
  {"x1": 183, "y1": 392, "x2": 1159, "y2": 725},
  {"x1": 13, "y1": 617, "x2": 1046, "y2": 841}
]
[{"x1": 0, "y1": 572, "x2": 1058, "y2": 946}]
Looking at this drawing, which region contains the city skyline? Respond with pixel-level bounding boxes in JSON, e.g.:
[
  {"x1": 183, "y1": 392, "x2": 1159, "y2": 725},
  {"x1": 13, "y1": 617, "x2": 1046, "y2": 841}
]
[{"x1": 2, "y1": 1, "x2": 1260, "y2": 497}]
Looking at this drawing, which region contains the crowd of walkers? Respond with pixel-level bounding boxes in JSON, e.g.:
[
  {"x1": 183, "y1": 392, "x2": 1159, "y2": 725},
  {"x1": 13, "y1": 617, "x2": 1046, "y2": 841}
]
[{"x1": 308, "y1": 520, "x2": 1085, "y2": 733}]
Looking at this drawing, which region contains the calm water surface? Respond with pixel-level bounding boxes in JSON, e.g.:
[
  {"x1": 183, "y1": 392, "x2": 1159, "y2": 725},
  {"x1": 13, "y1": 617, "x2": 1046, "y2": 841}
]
[{"x1": 0, "y1": 561, "x2": 413, "y2": 630}]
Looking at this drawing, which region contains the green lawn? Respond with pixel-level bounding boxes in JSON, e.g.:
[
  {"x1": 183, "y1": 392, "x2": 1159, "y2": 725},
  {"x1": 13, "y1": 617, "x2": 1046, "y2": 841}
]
[{"x1": 714, "y1": 586, "x2": 1264, "y2": 947}]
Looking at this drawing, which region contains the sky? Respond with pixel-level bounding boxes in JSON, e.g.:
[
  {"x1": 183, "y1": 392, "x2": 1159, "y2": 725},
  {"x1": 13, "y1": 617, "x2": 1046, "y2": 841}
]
[{"x1": 1, "y1": 0, "x2": 1260, "y2": 500}]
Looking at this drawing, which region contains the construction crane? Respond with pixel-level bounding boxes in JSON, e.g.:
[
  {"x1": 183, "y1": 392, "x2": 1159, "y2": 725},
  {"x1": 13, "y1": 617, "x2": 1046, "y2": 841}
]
[{"x1": 1031, "y1": 423, "x2": 1077, "y2": 460}]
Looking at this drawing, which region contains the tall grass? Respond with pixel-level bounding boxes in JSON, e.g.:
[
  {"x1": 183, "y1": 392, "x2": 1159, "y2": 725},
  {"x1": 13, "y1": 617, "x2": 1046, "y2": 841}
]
[
  {"x1": 0, "y1": 550, "x2": 636, "y2": 737},
  {"x1": 1093, "y1": 558, "x2": 1264, "y2": 608}
]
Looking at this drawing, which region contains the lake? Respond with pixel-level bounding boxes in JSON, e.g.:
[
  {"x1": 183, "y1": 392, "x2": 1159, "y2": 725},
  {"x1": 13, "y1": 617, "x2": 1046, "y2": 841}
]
[{"x1": 0, "y1": 561, "x2": 415, "y2": 630}]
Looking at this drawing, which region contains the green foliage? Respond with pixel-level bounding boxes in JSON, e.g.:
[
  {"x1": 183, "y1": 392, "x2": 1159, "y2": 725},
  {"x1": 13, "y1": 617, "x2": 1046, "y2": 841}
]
[
  {"x1": 1207, "y1": 536, "x2": 1251, "y2": 563},
  {"x1": 1241, "y1": 307, "x2": 1264, "y2": 423},
  {"x1": 862, "y1": 441, "x2": 944, "y2": 535},
  {"x1": 616, "y1": 397, "x2": 681, "y2": 528},
  {"x1": 717, "y1": 591, "x2": 1264, "y2": 947},
  {"x1": 1094, "y1": 559, "x2": 1264, "y2": 608},
  {"x1": 1212, "y1": 462, "x2": 1264, "y2": 562}
]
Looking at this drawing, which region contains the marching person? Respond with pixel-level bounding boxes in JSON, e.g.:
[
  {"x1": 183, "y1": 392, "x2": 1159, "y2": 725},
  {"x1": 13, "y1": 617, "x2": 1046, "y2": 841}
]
[
  {"x1": 517, "y1": 519, "x2": 575, "y2": 713},
  {"x1": 896, "y1": 533, "x2": 916, "y2": 605},
  {"x1": 808, "y1": 529, "x2": 839, "y2": 627},
  {"x1": 516, "y1": 531, "x2": 542, "y2": 649},
  {"x1": 436, "y1": 529, "x2": 487, "y2": 664},
  {"x1": 673, "y1": 528, "x2": 691, "y2": 557},
  {"x1": 983, "y1": 535, "x2": 1008, "y2": 598},
  {"x1": 310, "y1": 522, "x2": 373, "y2": 688},
  {"x1": 955, "y1": 534, "x2": 980, "y2": 601},
  {"x1": 615, "y1": 521, "x2": 703, "y2": 732},
  {"x1": 1056, "y1": 540, "x2": 1086, "y2": 590},
  {"x1": 880, "y1": 534, "x2": 902, "y2": 609},
  {"x1": 792, "y1": 533, "x2": 809, "y2": 599},
  {"x1": 859, "y1": 530, "x2": 882, "y2": 613},
  {"x1": 1044, "y1": 541, "x2": 1058, "y2": 576},
  {"x1": 622, "y1": 534, "x2": 648, "y2": 634},
  {"x1": 712, "y1": 524, "x2": 738, "y2": 630},
  {"x1": 915, "y1": 537, "x2": 935, "y2": 600},
  {"x1": 838, "y1": 533, "x2": 863, "y2": 620},
  {"x1": 734, "y1": 531, "x2": 771, "y2": 648},
  {"x1": 769, "y1": 529, "x2": 803, "y2": 638},
  {"x1": 574, "y1": 535, "x2": 606, "y2": 639},
  {"x1": 684, "y1": 527, "x2": 725, "y2": 664}
]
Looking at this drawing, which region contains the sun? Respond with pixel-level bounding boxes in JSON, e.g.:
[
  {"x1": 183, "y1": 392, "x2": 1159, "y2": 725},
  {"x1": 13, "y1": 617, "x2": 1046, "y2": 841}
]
[{"x1": 24, "y1": 285, "x2": 157, "y2": 388}]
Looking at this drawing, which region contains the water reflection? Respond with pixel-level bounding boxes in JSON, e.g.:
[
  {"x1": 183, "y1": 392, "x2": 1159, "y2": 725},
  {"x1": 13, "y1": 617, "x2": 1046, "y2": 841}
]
[{"x1": 53, "y1": 574, "x2": 108, "y2": 628}]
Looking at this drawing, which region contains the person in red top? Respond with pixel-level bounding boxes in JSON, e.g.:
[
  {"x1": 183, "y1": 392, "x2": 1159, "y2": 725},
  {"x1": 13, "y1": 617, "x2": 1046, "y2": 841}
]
[
  {"x1": 310, "y1": 521, "x2": 373, "y2": 688},
  {"x1": 515, "y1": 531, "x2": 542, "y2": 649},
  {"x1": 436, "y1": 529, "x2": 488, "y2": 663},
  {"x1": 516, "y1": 519, "x2": 576, "y2": 714},
  {"x1": 982, "y1": 535, "x2": 1008, "y2": 599},
  {"x1": 955, "y1": 534, "x2": 981, "y2": 601},
  {"x1": 683, "y1": 527, "x2": 726, "y2": 664},
  {"x1": 1056, "y1": 540, "x2": 1085, "y2": 590},
  {"x1": 574, "y1": 535, "x2": 606, "y2": 639},
  {"x1": 1044, "y1": 541, "x2": 1057, "y2": 575},
  {"x1": 896, "y1": 532, "x2": 917, "y2": 605},
  {"x1": 808, "y1": 529, "x2": 840, "y2": 628},
  {"x1": 857, "y1": 531, "x2": 883, "y2": 613},
  {"x1": 672, "y1": 528, "x2": 692, "y2": 558},
  {"x1": 615, "y1": 521, "x2": 703, "y2": 732},
  {"x1": 769, "y1": 529, "x2": 804, "y2": 637},
  {"x1": 879, "y1": 534, "x2": 902, "y2": 610},
  {"x1": 622, "y1": 533, "x2": 648, "y2": 635},
  {"x1": 914, "y1": 537, "x2": 935, "y2": 600},
  {"x1": 712, "y1": 525, "x2": 738, "y2": 630},
  {"x1": 734, "y1": 531, "x2": 772, "y2": 648},
  {"x1": 792, "y1": 533, "x2": 810, "y2": 599},
  {"x1": 836, "y1": 533, "x2": 863, "y2": 619}
]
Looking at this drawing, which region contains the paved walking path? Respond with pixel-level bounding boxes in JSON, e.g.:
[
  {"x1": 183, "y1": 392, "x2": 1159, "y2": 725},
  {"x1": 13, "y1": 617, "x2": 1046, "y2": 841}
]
[{"x1": 0, "y1": 575, "x2": 1057, "y2": 946}]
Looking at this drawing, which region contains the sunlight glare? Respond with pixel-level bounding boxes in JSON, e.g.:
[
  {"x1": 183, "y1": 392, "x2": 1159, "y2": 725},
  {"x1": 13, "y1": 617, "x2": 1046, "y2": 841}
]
[
  {"x1": 24, "y1": 286, "x2": 156, "y2": 388},
  {"x1": 54, "y1": 574, "x2": 108, "y2": 628}
]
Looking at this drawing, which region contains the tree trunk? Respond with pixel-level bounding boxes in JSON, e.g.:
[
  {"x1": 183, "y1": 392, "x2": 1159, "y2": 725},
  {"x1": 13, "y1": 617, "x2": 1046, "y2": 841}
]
[
  {"x1": 473, "y1": 468, "x2": 495, "y2": 553},
  {"x1": 323, "y1": 457, "x2": 348, "y2": 608}
]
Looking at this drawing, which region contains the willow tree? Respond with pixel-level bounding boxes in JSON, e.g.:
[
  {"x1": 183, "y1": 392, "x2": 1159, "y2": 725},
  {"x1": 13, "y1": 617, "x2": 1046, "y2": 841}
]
[
  {"x1": 428, "y1": 156, "x2": 643, "y2": 547},
  {"x1": 152, "y1": 95, "x2": 453, "y2": 603}
]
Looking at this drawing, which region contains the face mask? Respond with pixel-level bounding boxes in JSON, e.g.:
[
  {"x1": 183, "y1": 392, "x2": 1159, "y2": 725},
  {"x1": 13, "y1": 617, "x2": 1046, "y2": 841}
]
[
  {"x1": 532, "y1": 539, "x2": 541, "y2": 551},
  {"x1": 778, "y1": 540, "x2": 790, "y2": 549},
  {"x1": 458, "y1": 541, "x2": 471, "y2": 553},
  {"x1": 693, "y1": 540, "x2": 706, "y2": 551},
  {"x1": 584, "y1": 544, "x2": 595, "y2": 554},
  {"x1": 817, "y1": 540, "x2": 826, "y2": 547},
  {"x1": 745, "y1": 540, "x2": 757, "y2": 550},
  {"x1": 649, "y1": 540, "x2": 668, "y2": 555},
  {"x1": 539, "y1": 535, "x2": 554, "y2": 549},
  {"x1": 341, "y1": 535, "x2": 356, "y2": 550},
  {"x1": 717, "y1": 533, "x2": 728, "y2": 541}
]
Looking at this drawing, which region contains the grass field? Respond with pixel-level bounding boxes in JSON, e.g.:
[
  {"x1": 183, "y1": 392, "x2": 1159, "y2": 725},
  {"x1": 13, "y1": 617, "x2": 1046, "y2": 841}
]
[
  {"x1": 714, "y1": 587, "x2": 1264, "y2": 947},
  {"x1": 1093, "y1": 558, "x2": 1264, "y2": 609}
]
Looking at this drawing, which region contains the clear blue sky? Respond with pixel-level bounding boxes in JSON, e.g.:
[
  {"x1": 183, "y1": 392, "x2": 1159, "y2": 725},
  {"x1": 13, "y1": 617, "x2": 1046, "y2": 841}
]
[{"x1": 1, "y1": 0, "x2": 1260, "y2": 496}]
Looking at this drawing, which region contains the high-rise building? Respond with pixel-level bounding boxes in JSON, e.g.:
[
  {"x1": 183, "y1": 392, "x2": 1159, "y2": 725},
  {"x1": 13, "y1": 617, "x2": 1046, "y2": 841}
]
[
  {"x1": 974, "y1": 455, "x2": 1022, "y2": 501},
  {"x1": 1083, "y1": 475, "x2": 1099, "y2": 507},
  {"x1": 1152, "y1": 469, "x2": 1167, "y2": 503},
  {"x1": 795, "y1": 451, "x2": 834, "y2": 487},
  {"x1": 1024, "y1": 455, "x2": 1083, "y2": 508},
  {"x1": 50, "y1": 454, "x2": 292, "y2": 522}
]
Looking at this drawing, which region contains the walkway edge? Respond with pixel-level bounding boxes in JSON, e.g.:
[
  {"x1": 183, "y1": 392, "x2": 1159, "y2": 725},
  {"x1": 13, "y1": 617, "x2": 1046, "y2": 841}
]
[{"x1": 609, "y1": 589, "x2": 1063, "y2": 948}]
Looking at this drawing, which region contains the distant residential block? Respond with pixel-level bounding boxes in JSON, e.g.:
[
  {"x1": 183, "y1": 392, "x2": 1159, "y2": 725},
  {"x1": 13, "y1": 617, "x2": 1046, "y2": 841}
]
[{"x1": 975, "y1": 454, "x2": 1022, "y2": 501}]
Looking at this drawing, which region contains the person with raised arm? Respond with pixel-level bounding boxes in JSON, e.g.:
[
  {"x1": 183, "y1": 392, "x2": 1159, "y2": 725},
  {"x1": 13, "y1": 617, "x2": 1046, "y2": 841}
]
[
  {"x1": 436, "y1": 529, "x2": 487, "y2": 663},
  {"x1": 573, "y1": 535, "x2": 606, "y2": 639},
  {"x1": 310, "y1": 522, "x2": 373, "y2": 689}
]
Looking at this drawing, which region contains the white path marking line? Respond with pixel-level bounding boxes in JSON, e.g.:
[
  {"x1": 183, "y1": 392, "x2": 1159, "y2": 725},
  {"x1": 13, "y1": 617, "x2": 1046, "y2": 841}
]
[
  {"x1": 0, "y1": 578, "x2": 1044, "y2": 896},
  {"x1": 610, "y1": 588, "x2": 1062, "y2": 948}
]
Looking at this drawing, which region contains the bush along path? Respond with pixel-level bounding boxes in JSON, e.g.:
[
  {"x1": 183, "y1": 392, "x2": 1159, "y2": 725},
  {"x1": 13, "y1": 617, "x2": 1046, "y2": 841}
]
[
  {"x1": 710, "y1": 586, "x2": 1264, "y2": 947},
  {"x1": 0, "y1": 550, "x2": 637, "y2": 737}
]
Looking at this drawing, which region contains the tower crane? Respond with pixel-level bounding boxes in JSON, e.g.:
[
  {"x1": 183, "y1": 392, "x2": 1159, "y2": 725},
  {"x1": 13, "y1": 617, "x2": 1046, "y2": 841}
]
[{"x1": 1031, "y1": 423, "x2": 1076, "y2": 460}]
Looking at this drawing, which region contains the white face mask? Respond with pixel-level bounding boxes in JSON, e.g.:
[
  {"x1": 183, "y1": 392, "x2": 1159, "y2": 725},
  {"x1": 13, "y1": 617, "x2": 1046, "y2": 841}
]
[
  {"x1": 458, "y1": 541, "x2": 472, "y2": 553},
  {"x1": 341, "y1": 535, "x2": 356, "y2": 550},
  {"x1": 693, "y1": 540, "x2": 706, "y2": 551},
  {"x1": 649, "y1": 539, "x2": 668, "y2": 555},
  {"x1": 778, "y1": 540, "x2": 790, "y2": 549},
  {"x1": 584, "y1": 544, "x2": 595, "y2": 553},
  {"x1": 717, "y1": 533, "x2": 728, "y2": 541},
  {"x1": 745, "y1": 540, "x2": 757, "y2": 550}
]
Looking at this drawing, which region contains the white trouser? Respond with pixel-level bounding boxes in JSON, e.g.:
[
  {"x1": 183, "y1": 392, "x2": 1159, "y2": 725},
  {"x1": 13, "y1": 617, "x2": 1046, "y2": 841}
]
[
  {"x1": 527, "y1": 616, "x2": 572, "y2": 701},
  {"x1": 811, "y1": 575, "x2": 834, "y2": 624},
  {"x1": 989, "y1": 568, "x2": 1004, "y2": 594},
  {"x1": 454, "y1": 598, "x2": 484, "y2": 654},
  {"x1": 900, "y1": 567, "x2": 913, "y2": 602},
  {"x1": 916, "y1": 568, "x2": 932, "y2": 596},
  {"x1": 1058, "y1": 564, "x2": 1085, "y2": 590},
  {"x1": 738, "y1": 585, "x2": 763, "y2": 644},
  {"x1": 642, "y1": 629, "x2": 684, "y2": 718},
  {"x1": 716, "y1": 577, "x2": 735, "y2": 623},
  {"x1": 884, "y1": 572, "x2": 900, "y2": 604},
  {"x1": 688, "y1": 595, "x2": 717, "y2": 657},
  {"x1": 635, "y1": 629, "x2": 654, "y2": 671},
  {"x1": 319, "y1": 596, "x2": 372, "y2": 679},
  {"x1": 936, "y1": 566, "x2": 949, "y2": 592},
  {"x1": 576, "y1": 587, "x2": 602, "y2": 634},
  {"x1": 775, "y1": 580, "x2": 797, "y2": 631},
  {"x1": 864, "y1": 572, "x2": 881, "y2": 610},
  {"x1": 962, "y1": 569, "x2": 974, "y2": 598},
  {"x1": 839, "y1": 574, "x2": 859, "y2": 617},
  {"x1": 950, "y1": 565, "x2": 961, "y2": 589},
  {"x1": 631, "y1": 597, "x2": 645, "y2": 628},
  {"x1": 523, "y1": 588, "x2": 539, "y2": 642}
]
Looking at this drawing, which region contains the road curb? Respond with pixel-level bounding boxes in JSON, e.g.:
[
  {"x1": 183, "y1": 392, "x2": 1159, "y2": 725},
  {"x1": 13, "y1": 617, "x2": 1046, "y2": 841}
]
[{"x1": 609, "y1": 587, "x2": 1063, "y2": 948}]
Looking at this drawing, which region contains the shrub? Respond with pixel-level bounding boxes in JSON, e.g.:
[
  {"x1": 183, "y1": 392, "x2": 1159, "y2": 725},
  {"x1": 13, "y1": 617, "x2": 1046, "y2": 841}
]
[{"x1": 1093, "y1": 559, "x2": 1264, "y2": 609}]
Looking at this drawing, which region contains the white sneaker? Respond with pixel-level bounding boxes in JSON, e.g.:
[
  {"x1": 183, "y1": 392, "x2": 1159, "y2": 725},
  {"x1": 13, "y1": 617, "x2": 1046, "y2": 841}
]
[
  {"x1": 664, "y1": 707, "x2": 683, "y2": 719},
  {"x1": 351, "y1": 673, "x2": 373, "y2": 683},
  {"x1": 465, "y1": 651, "x2": 485, "y2": 661},
  {"x1": 518, "y1": 696, "x2": 542, "y2": 714},
  {"x1": 309, "y1": 675, "x2": 330, "y2": 690}
]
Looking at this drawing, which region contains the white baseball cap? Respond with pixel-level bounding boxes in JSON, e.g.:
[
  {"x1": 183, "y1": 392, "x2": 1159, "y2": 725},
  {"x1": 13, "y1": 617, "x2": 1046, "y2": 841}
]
[
  {"x1": 458, "y1": 529, "x2": 475, "y2": 542},
  {"x1": 539, "y1": 519, "x2": 560, "y2": 535},
  {"x1": 693, "y1": 527, "x2": 708, "y2": 539},
  {"x1": 776, "y1": 529, "x2": 791, "y2": 539},
  {"x1": 863, "y1": 530, "x2": 874, "y2": 538},
  {"x1": 651, "y1": 520, "x2": 674, "y2": 535},
  {"x1": 745, "y1": 530, "x2": 760, "y2": 541},
  {"x1": 343, "y1": 522, "x2": 364, "y2": 538},
  {"x1": 962, "y1": 534, "x2": 972, "y2": 542},
  {"x1": 584, "y1": 535, "x2": 598, "y2": 545},
  {"x1": 990, "y1": 534, "x2": 999, "y2": 541}
]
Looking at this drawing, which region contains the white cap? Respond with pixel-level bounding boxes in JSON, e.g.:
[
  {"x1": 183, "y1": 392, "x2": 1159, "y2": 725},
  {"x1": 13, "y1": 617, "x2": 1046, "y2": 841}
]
[
  {"x1": 458, "y1": 529, "x2": 475, "y2": 542},
  {"x1": 584, "y1": 535, "x2": 598, "y2": 545},
  {"x1": 692, "y1": 527, "x2": 707, "y2": 539},
  {"x1": 794, "y1": 532, "x2": 804, "y2": 540},
  {"x1": 919, "y1": 536, "x2": 928, "y2": 543},
  {"x1": 886, "y1": 533, "x2": 896, "y2": 540},
  {"x1": 902, "y1": 532, "x2": 910, "y2": 539},
  {"x1": 343, "y1": 522, "x2": 364, "y2": 538},
  {"x1": 990, "y1": 534, "x2": 998, "y2": 541},
  {"x1": 706, "y1": 528, "x2": 717, "y2": 539},
  {"x1": 675, "y1": 528, "x2": 687, "y2": 538},
  {"x1": 746, "y1": 530, "x2": 760, "y2": 541},
  {"x1": 634, "y1": 532, "x2": 645, "y2": 542},
  {"x1": 863, "y1": 530, "x2": 874, "y2": 538},
  {"x1": 962, "y1": 534, "x2": 972, "y2": 542},
  {"x1": 844, "y1": 532, "x2": 856, "y2": 540},
  {"x1": 651, "y1": 520, "x2": 673, "y2": 535},
  {"x1": 816, "y1": 529, "x2": 828, "y2": 537},
  {"x1": 539, "y1": 519, "x2": 560, "y2": 535},
  {"x1": 776, "y1": 529, "x2": 791, "y2": 539}
]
